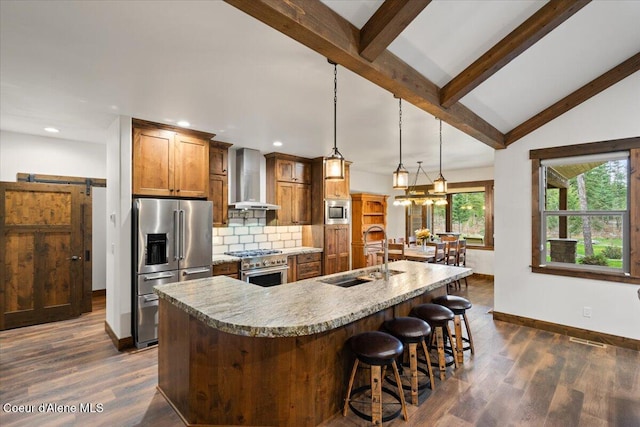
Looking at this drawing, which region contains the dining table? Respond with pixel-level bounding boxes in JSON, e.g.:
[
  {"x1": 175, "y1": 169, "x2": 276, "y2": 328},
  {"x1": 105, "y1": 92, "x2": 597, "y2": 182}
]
[{"x1": 386, "y1": 245, "x2": 436, "y2": 263}]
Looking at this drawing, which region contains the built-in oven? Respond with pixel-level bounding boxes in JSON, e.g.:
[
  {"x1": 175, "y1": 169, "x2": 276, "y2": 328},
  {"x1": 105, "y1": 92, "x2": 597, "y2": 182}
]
[
  {"x1": 325, "y1": 199, "x2": 350, "y2": 225},
  {"x1": 241, "y1": 264, "x2": 288, "y2": 287},
  {"x1": 225, "y1": 249, "x2": 289, "y2": 288}
]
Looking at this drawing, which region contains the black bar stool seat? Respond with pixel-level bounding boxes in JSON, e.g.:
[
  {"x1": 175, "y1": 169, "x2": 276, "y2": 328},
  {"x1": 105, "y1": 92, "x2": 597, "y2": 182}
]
[
  {"x1": 411, "y1": 303, "x2": 458, "y2": 381},
  {"x1": 343, "y1": 331, "x2": 408, "y2": 425},
  {"x1": 432, "y1": 295, "x2": 475, "y2": 364},
  {"x1": 383, "y1": 317, "x2": 436, "y2": 405}
]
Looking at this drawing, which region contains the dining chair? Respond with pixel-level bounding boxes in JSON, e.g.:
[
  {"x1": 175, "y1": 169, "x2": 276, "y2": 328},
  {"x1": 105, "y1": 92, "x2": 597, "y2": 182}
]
[
  {"x1": 388, "y1": 242, "x2": 406, "y2": 261},
  {"x1": 440, "y1": 235, "x2": 459, "y2": 265},
  {"x1": 427, "y1": 242, "x2": 446, "y2": 264}
]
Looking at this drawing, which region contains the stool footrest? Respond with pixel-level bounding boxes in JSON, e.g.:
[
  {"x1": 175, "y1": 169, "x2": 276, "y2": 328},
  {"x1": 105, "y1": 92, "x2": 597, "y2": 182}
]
[{"x1": 348, "y1": 385, "x2": 404, "y2": 423}]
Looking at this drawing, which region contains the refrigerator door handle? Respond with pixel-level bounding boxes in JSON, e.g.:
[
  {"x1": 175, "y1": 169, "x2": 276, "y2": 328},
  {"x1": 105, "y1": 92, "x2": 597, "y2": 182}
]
[
  {"x1": 179, "y1": 209, "x2": 186, "y2": 260},
  {"x1": 173, "y1": 209, "x2": 180, "y2": 261}
]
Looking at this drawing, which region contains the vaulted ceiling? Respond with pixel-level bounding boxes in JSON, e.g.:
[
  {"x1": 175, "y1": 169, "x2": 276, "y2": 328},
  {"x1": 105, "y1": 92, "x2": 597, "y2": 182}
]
[{"x1": 1, "y1": 1, "x2": 639, "y2": 176}]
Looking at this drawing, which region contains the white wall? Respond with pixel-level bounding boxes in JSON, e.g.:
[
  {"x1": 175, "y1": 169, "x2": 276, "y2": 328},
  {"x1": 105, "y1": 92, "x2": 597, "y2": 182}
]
[
  {"x1": 0, "y1": 130, "x2": 108, "y2": 290},
  {"x1": 105, "y1": 116, "x2": 133, "y2": 340},
  {"x1": 494, "y1": 73, "x2": 640, "y2": 340},
  {"x1": 0, "y1": 130, "x2": 106, "y2": 181}
]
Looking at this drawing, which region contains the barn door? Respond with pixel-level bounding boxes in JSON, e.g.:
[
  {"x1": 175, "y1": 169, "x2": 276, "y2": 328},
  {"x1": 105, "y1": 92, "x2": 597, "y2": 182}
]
[{"x1": 0, "y1": 182, "x2": 84, "y2": 330}]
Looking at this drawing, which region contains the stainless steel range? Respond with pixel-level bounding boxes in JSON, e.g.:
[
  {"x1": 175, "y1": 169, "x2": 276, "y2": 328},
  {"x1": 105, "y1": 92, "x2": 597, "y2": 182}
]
[{"x1": 225, "y1": 249, "x2": 288, "y2": 287}]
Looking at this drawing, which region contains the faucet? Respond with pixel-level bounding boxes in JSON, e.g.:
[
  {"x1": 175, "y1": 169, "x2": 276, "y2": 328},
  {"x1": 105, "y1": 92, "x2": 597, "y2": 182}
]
[{"x1": 363, "y1": 225, "x2": 389, "y2": 281}]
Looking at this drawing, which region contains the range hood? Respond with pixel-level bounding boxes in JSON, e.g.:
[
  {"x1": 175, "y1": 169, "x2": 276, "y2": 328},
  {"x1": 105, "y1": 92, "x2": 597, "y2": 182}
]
[{"x1": 229, "y1": 148, "x2": 280, "y2": 210}]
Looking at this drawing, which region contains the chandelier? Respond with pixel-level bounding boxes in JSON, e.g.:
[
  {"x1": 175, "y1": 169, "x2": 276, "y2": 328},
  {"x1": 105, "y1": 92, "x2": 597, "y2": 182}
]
[{"x1": 393, "y1": 161, "x2": 447, "y2": 206}]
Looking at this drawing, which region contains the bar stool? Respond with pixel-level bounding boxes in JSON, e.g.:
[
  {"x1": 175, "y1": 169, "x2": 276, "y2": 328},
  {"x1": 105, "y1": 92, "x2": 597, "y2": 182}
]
[
  {"x1": 411, "y1": 303, "x2": 458, "y2": 381},
  {"x1": 432, "y1": 295, "x2": 474, "y2": 365},
  {"x1": 343, "y1": 331, "x2": 408, "y2": 425},
  {"x1": 383, "y1": 317, "x2": 436, "y2": 405}
]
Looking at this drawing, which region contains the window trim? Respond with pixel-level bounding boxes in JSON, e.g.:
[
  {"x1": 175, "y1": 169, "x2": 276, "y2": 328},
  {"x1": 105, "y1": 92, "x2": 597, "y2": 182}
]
[
  {"x1": 405, "y1": 180, "x2": 494, "y2": 250},
  {"x1": 530, "y1": 137, "x2": 640, "y2": 284}
]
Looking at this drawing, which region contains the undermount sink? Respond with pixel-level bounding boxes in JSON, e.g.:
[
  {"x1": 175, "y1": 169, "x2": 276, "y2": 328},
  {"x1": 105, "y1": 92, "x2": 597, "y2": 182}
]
[{"x1": 319, "y1": 269, "x2": 405, "y2": 288}]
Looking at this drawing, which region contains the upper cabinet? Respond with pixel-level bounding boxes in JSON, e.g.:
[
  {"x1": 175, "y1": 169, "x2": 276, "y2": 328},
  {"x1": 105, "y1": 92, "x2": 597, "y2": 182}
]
[
  {"x1": 132, "y1": 119, "x2": 212, "y2": 199},
  {"x1": 265, "y1": 153, "x2": 312, "y2": 226},
  {"x1": 275, "y1": 158, "x2": 311, "y2": 184},
  {"x1": 209, "y1": 141, "x2": 232, "y2": 227},
  {"x1": 324, "y1": 163, "x2": 350, "y2": 199}
]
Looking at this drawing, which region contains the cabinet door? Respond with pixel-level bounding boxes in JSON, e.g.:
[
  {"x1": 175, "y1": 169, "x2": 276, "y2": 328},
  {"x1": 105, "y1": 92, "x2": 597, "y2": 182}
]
[
  {"x1": 324, "y1": 225, "x2": 349, "y2": 275},
  {"x1": 275, "y1": 159, "x2": 295, "y2": 182},
  {"x1": 209, "y1": 174, "x2": 228, "y2": 226},
  {"x1": 210, "y1": 146, "x2": 228, "y2": 176},
  {"x1": 174, "y1": 134, "x2": 209, "y2": 198},
  {"x1": 325, "y1": 164, "x2": 349, "y2": 199},
  {"x1": 132, "y1": 127, "x2": 174, "y2": 196},
  {"x1": 295, "y1": 161, "x2": 311, "y2": 184},
  {"x1": 276, "y1": 182, "x2": 294, "y2": 225},
  {"x1": 294, "y1": 184, "x2": 311, "y2": 225},
  {"x1": 287, "y1": 256, "x2": 296, "y2": 283}
]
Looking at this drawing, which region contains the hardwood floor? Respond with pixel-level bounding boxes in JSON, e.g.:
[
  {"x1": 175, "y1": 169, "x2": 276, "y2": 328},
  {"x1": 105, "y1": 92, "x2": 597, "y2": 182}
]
[{"x1": 1, "y1": 277, "x2": 638, "y2": 427}]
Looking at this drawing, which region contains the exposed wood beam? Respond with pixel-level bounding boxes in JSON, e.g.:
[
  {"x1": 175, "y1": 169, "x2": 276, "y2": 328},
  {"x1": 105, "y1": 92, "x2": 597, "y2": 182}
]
[
  {"x1": 440, "y1": 0, "x2": 591, "y2": 108},
  {"x1": 224, "y1": 0, "x2": 505, "y2": 150},
  {"x1": 359, "y1": 0, "x2": 431, "y2": 62},
  {"x1": 507, "y1": 52, "x2": 640, "y2": 145}
]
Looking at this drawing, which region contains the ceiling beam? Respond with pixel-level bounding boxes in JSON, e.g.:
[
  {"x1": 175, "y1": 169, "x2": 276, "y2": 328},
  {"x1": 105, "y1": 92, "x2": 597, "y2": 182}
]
[
  {"x1": 224, "y1": 0, "x2": 505, "y2": 150},
  {"x1": 440, "y1": 0, "x2": 591, "y2": 108},
  {"x1": 359, "y1": 0, "x2": 431, "y2": 62},
  {"x1": 506, "y1": 52, "x2": 640, "y2": 145}
]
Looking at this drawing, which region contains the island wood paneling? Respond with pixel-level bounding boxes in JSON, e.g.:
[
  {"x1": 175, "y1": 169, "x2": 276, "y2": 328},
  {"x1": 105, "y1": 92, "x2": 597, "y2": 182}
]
[{"x1": 157, "y1": 286, "x2": 445, "y2": 426}]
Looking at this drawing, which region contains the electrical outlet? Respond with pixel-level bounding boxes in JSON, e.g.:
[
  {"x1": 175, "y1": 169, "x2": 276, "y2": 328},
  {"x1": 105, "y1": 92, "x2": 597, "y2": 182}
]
[{"x1": 583, "y1": 306, "x2": 592, "y2": 318}]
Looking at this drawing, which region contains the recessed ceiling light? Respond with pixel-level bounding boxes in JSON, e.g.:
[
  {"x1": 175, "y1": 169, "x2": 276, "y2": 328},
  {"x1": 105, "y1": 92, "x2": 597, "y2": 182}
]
[
  {"x1": 273, "y1": 141, "x2": 283, "y2": 147},
  {"x1": 177, "y1": 120, "x2": 190, "y2": 127},
  {"x1": 44, "y1": 127, "x2": 59, "y2": 133}
]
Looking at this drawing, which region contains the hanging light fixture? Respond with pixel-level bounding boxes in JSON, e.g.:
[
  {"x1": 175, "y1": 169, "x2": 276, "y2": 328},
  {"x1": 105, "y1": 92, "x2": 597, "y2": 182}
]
[
  {"x1": 392, "y1": 97, "x2": 409, "y2": 189},
  {"x1": 393, "y1": 161, "x2": 447, "y2": 206},
  {"x1": 432, "y1": 118, "x2": 448, "y2": 195},
  {"x1": 325, "y1": 61, "x2": 345, "y2": 180}
]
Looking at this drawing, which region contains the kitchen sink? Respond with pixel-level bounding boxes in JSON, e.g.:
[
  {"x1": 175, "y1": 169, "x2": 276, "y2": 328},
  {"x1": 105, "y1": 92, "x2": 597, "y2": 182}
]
[{"x1": 319, "y1": 269, "x2": 405, "y2": 288}]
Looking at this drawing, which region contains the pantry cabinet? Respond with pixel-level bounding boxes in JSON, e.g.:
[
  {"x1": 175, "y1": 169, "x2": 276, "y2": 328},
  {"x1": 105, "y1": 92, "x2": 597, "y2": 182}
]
[
  {"x1": 351, "y1": 193, "x2": 388, "y2": 269},
  {"x1": 208, "y1": 141, "x2": 232, "y2": 226},
  {"x1": 265, "y1": 153, "x2": 312, "y2": 226}
]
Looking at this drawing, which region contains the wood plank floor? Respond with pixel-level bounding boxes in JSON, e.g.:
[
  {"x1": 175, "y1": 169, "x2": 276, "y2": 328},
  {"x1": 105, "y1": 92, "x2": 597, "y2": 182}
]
[{"x1": 1, "y1": 277, "x2": 638, "y2": 427}]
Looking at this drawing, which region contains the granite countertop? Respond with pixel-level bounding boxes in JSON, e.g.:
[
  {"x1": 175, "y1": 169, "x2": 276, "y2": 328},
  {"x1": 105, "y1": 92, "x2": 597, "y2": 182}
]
[
  {"x1": 154, "y1": 260, "x2": 472, "y2": 338},
  {"x1": 212, "y1": 246, "x2": 322, "y2": 265}
]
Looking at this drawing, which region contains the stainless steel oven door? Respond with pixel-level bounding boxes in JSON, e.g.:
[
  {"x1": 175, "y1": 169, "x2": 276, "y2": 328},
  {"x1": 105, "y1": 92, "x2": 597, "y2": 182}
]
[{"x1": 241, "y1": 265, "x2": 288, "y2": 287}]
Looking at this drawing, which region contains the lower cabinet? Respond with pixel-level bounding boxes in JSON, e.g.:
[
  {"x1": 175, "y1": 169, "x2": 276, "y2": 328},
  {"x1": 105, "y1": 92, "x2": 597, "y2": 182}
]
[
  {"x1": 324, "y1": 225, "x2": 350, "y2": 275},
  {"x1": 288, "y1": 253, "x2": 322, "y2": 283},
  {"x1": 212, "y1": 262, "x2": 239, "y2": 279}
]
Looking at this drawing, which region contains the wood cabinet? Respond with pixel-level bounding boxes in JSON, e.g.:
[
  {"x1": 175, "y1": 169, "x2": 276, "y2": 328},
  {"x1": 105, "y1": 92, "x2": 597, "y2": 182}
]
[
  {"x1": 351, "y1": 193, "x2": 388, "y2": 269},
  {"x1": 287, "y1": 252, "x2": 323, "y2": 283},
  {"x1": 296, "y1": 252, "x2": 322, "y2": 280},
  {"x1": 132, "y1": 119, "x2": 212, "y2": 198},
  {"x1": 212, "y1": 261, "x2": 239, "y2": 279},
  {"x1": 265, "y1": 153, "x2": 312, "y2": 226},
  {"x1": 208, "y1": 141, "x2": 232, "y2": 227},
  {"x1": 310, "y1": 158, "x2": 351, "y2": 225},
  {"x1": 324, "y1": 225, "x2": 350, "y2": 275}
]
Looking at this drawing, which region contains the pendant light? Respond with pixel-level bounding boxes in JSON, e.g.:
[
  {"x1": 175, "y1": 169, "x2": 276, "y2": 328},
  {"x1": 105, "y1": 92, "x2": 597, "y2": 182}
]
[
  {"x1": 392, "y1": 97, "x2": 409, "y2": 189},
  {"x1": 432, "y1": 118, "x2": 448, "y2": 195},
  {"x1": 325, "y1": 61, "x2": 345, "y2": 180}
]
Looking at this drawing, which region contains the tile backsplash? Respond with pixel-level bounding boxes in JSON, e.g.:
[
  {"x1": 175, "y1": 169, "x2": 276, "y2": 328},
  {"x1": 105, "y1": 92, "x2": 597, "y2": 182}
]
[{"x1": 213, "y1": 222, "x2": 303, "y2": 254}]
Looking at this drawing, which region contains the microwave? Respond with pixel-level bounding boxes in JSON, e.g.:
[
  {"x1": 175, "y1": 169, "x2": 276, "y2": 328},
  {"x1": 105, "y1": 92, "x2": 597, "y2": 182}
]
[{"x1": 325, "y1": 199, "x2": 350, "y2": 225}]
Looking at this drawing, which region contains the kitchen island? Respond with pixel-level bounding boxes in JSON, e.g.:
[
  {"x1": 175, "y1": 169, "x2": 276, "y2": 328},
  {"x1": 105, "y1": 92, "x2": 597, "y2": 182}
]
[{"x1": 154, "y1": 260, "x2": 471, "y2": 426}]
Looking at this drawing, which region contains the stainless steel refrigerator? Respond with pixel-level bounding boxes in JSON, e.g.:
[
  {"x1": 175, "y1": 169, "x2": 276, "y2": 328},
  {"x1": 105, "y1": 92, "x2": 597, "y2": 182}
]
[{"x1": 132, "y1": 198, "x2": 212, "y2": 348}]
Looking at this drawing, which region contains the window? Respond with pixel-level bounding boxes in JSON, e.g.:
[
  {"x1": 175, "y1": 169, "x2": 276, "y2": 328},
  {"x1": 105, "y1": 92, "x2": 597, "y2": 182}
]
[
  {"x1": 405, "y1": 180, "x2": 494, "y2": 249},
  {"x1": 530, "y1": 138, "x2": 640, "y2": 283}
]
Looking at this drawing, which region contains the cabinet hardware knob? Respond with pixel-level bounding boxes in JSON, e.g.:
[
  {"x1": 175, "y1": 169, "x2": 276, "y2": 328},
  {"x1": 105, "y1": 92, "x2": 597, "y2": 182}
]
[{"x1": 67, "y1": 256, "x2": 82, "y2": 261}]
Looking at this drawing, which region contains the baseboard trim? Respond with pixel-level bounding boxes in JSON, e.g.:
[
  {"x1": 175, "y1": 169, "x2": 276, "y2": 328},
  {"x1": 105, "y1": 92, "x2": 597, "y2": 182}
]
[
  {"x1": 492, "y1": 311, "x2": 639, "y2": 351},
  {"x1": 471, "y1": 273, "x2": 494, "y2": 280},
  {"x1": 92, "y1": 289, "x2": 106, "y2": 297},
  {"x1": 104, "y1": 321, "x2": 134, "y2": 351}
]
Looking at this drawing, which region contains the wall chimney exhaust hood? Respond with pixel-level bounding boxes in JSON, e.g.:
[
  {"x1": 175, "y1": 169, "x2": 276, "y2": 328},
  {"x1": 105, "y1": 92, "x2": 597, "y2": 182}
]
[{"x1": 229, "y1": 148, "x2": 280, "y2": 211}]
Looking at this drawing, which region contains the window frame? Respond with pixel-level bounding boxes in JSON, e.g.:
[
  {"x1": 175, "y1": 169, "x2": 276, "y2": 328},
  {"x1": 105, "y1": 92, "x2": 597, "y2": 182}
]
[
  {"x1": 405, "y1": 180, "x2": 494, "y2": 250},
  {"x1": 530, "y1": 137, "x2": 640, "y2": 284}
]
